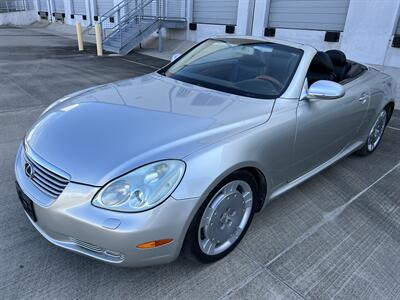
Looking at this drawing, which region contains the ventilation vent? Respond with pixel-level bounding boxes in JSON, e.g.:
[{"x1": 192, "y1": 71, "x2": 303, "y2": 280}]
[{"x1": 24, "y1": 153, "x2": 69, "y2": 199}]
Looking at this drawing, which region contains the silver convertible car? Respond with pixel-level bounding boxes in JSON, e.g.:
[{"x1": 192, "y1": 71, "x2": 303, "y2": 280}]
[{"x1": 15, "y1": 37, "x2": 395, "y2": 267}]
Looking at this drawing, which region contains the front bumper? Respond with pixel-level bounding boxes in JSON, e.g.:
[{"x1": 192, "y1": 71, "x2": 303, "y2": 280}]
[{"x1": 15, "y1": 144, "x2": 199, "y2": 267}]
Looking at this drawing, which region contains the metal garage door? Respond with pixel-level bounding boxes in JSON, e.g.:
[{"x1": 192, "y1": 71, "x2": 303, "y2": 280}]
[
  {"x1": 38, "y1": 0, "x2": 48, "y2": 11},
  {"x1": 72, "y1": 0, "x2": 86, "y2": 15},
  {"x1": 96, "y1": 0, "x2": 114, "y2": 15},
  {"x1": 143, "y1": 1, "x2": 157, "y2": 18},
  {"x1": 165, "y1": 0, "x2": 185, "y2": 19},
  {"x1": 193, "y1": 0, "x2": 239, "y2": 25},
  {"x1": 53, "y1": 0, "x2": 65, "y2": 12},
  {"x1": 267, "y1": 0, "x2": 350, "y2": 31}
]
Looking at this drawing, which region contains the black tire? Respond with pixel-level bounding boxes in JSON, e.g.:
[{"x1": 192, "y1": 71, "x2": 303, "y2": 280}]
[
  {"x1": 184, "y1": 170, "x2": 258, "y2": 263},
  {"x1": 356, "y1": 108, "x2": 389, "y2": 156}
]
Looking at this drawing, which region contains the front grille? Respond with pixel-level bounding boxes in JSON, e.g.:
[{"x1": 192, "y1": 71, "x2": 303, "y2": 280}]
[
  {"x1": 70, "y1": 238, "x2": 103, "y2": 253},
  {"x1": 70, "y1": 237, "x2": 124, "y2": 261},
  {"x1": 24, "y1": 153, "x2": 69, "y2": 198}
]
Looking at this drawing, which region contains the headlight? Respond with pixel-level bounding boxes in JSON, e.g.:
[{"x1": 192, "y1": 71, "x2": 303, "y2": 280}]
[{"x1": 92, "y1": 160, "x2": 185, "y2": 212}]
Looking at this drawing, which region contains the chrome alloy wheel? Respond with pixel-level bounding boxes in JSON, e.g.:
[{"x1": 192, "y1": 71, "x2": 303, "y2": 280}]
[
  {"x1": 198, "y1": 180, "x2": 253, "y2": 255},
  {"x1": 367, "y1": 110, "x2": 387, "y2": 152}
]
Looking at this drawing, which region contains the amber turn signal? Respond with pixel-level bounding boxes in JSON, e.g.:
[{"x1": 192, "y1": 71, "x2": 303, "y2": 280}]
[{"x1": 136, "y1": 239, "x2": 173, "y2": 249}]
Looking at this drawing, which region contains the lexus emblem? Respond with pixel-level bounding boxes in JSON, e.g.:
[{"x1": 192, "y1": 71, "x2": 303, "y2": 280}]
[{"x1": 24, "y1": 162, "x2": 34, "y2": 179}]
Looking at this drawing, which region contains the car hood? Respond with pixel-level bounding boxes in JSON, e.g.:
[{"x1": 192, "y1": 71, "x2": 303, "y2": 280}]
[{"x1": 26, "y1": 74, "x2": 274, "y2": 186}]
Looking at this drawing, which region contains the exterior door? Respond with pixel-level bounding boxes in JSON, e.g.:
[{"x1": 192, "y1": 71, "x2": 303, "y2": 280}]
[
  {"x1": 53, "y1": 0, "x2": 65, "y2": 13},
  {"x1": 96, "y1": 0, "x2": 114, "y2": 16},
  {"x1": 71, "y1": 0, "x2": 87, "y2": 16},
  {"x1": 192, "y1": 0, "x2": 239, "y2": 25},
  {"x1": 292, "y1": 81, "x2": 369, "y2": 178},
  {"x1": 38, "y1": 0, "x2": 48, "y2": 11},
  {"x1": 165, "y1": 0, "x2": 185, "y2": 19},
  {"x1": 266, "y1": 0, "x2": 350, "y2": 31}
]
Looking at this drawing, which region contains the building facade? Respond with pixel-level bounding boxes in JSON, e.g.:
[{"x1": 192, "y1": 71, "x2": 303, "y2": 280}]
[{"x1": 35, "y1": 0, "x2": 400, "y2": 68}]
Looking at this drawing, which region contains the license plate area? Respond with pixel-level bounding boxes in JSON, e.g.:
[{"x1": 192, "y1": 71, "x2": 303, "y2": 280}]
[{"x1": 16, "y1": 182, "x2": 37, "y2": 222}]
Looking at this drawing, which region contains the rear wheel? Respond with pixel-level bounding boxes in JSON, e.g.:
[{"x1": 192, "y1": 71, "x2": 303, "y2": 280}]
[
  {"x1": 356, "y1": 108, "x2": 387, "y2": 156},
  {"x1": 186, "y1": 171, "x2": 258, "y2": 263}
]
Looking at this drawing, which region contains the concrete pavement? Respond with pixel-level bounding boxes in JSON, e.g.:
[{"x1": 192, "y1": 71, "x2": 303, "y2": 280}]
[{"x1": 1, "y1": 26, "x2": 400, "y2": 300}]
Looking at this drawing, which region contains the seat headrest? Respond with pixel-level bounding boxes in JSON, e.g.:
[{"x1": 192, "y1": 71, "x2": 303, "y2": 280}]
[
  {"x1": 325, "y1": 50, "x2": 347, "y2": 66},
  {"x1": 309, "y1": 52, "x2": 334, "y2": 73}
]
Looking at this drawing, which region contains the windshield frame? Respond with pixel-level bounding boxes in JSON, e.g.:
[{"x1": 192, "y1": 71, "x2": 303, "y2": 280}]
[{"x1": 158, "y1": 38, "x2": 304, "y2": 99}]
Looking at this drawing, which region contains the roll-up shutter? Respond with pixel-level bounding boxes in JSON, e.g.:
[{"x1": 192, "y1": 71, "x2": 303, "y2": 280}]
[
  {"x1": 193, "y1": 0, "x2": 239, "y2": 25},
  {"x1": 53, "y1": 0, "x2": 65, "y2": 12},
  {"x1": 165, "y1": 0, "x2": 185, "y2": 19},
  {"x1": 143, "y1": 1, "x2": 157, "y2": 17},
  {"x1": 72, "y1": 0, "x2": 86, "y2": 15},
  {"x1": 267, "y1": 0, "x2": 350, "y2": 31},
  {"x1": 96, "y1": 0, "x2": 114, "y2": 15},
  {"x1": 38, "y1": 0, "x2": 48, "y2": 11}
]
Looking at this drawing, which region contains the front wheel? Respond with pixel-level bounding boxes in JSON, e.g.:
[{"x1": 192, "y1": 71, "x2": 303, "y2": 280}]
[
  {"x1": 356, "y1": 109, "x2": 388, "y2": 156},
  {"x1": 185, "y1": 171, "x2": 258, "y2": 263}
]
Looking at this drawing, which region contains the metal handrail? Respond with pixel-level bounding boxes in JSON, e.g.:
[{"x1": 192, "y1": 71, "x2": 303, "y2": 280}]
[
  {"x1": 102, "y1": 0, "x2": 152, "y2": 32},
  {"x1": 100, "y1": 0, "x2": 156, "y2": 41},
  {"x1": 99, "y1": 0, "x2": 127, "y2": 21},
  {"x1": 99, "y1": 0, "x2": 186, "y2": 53}
]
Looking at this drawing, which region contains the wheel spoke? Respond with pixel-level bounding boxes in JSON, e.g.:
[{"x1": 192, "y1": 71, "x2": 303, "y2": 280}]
[
  {"x1": 242, "y1": 191, "x2": 253, "y2": 207},
  {"x1": 200, "y1": 207, "x2": 213, "y2": 225},
  {"x1": 367, "y1": 110, "x2": 387, "y2": 152},
  {"x1": 202, "y1": 239, "x2": 216, "y2": 255},
  {"x1": 223, "y1": 181, "x2": 239, "y2": 196}
]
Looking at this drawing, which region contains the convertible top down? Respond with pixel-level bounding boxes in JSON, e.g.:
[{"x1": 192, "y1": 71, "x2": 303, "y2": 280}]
[{"x1": 15, "y1": 37, "x2": 395, "y2": 266}]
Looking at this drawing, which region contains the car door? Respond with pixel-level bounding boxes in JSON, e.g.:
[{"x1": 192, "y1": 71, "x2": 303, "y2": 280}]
[{"x1": 291, "y1": 79, "x2": 369, "y2": 179}]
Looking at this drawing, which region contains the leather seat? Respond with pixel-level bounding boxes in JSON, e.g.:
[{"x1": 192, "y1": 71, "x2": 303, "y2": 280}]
[
  {"x1": 325, "y1": 50, "x2": 351, "y2": 82},
  {"x1": 306, "y1": 51, "x2": 336, "y2": 85}
]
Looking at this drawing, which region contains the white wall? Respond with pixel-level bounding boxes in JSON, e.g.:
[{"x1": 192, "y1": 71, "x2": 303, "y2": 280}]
[
  {"x1": 33, "y1": 0, "x2": 400, "y2": 67},
  {"x1": 0, "y1": 10, "x2": 39, "y2": 26},
  {"x1": 341, "y1": 0, "x2": 400, "y2": 68},
  {"x1": 166, "y1": 0, "x2": 400, "y2": 68},
  {"x1": 261, "y1": 0, "x2": 400, "y2": 67},
  {"x1": 263, "y1": 0, "x2": 400, "y2": 68},
  {"x1": 251, "y1": 0, "x2": 269, "y2": 36},
  {"x1": 166, "y1": 23, "x2": 227, "y2": 41}
]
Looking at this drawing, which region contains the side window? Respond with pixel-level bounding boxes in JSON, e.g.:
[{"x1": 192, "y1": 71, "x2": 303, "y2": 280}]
[
  {"x1": 306, "y1": 52, "x2": 336, "y2": 85},
  {"x1": 325, "y1": 50, "x2": 351, "y2": 83},
  {"x1": 307, "y1": 50, "x2": 365, "y2": 85},
  {"x1": 341, "y1": 62, "x2": 367, "y2": 84}
]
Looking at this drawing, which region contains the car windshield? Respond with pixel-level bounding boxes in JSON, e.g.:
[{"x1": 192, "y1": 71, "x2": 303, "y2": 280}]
[{"x1": 159, "y1": 39, "x2": 303, "y2": 99}]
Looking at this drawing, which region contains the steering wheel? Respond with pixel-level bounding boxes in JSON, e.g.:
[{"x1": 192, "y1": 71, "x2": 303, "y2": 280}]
[{"x1": 256, "y1": 75, "x2": 284, "y2": 90}]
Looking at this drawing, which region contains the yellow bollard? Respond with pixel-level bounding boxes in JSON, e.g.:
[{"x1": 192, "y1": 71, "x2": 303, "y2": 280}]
[
  {"x1": 95, "y1": 23, "x2": 103, "y2": 57},
  {"x1": 75, "y1": 22, "x2": 84, "y2": 51}
]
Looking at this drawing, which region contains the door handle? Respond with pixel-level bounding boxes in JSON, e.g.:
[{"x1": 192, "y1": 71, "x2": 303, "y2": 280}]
[{"x1": 358, "y1": 92, "x2": 368, "y2": 104}]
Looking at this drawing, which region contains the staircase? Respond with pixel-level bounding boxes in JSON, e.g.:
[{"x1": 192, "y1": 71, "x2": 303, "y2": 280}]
[{"x1": 99, "y1": 0, "x2": 187, "y2": 55}]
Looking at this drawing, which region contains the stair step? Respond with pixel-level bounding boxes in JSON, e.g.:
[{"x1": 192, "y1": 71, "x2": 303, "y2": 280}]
[
  {"x1": 106, "y1": 31, "x2": 141, "y2": 42},
  {"x1": 102, "y1": 15, "x2": 185, "y2": 54}
]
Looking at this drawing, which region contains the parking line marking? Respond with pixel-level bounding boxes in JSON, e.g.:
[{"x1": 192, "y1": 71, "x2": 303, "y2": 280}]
[
  {"x1": 388, "y1": 126, "x2": 400, "y2": 131},
  {"x1": 264, "y1": 161, "x2": 400, "y2": 268},
  {"x1": 118, "y1": 57, "x2": 160, "y2": 70}
]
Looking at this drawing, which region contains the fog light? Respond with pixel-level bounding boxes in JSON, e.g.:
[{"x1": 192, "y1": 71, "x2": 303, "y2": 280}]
[{"x1": 136, "y1": 239, "x2": 173, "y2": 249}]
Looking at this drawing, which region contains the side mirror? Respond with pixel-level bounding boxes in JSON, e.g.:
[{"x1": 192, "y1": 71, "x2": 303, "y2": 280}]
[
  {"x1": 171, "y1": 53, "x2": 181, "y2": 62},
  {"x1": 306, "y1": 80, "x2": 345, "y2": 100}
]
